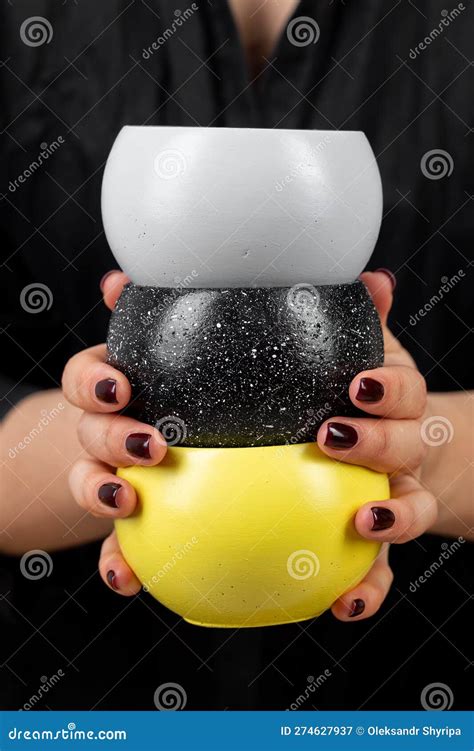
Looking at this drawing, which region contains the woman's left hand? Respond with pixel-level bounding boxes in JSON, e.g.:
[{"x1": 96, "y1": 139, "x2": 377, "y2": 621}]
[{"x1": 317, "y1": 270, "x2": 438, "y2": 622}]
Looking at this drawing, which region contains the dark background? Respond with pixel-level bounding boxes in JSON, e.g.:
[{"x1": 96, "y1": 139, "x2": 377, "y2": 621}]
[{"x1": 0, "y1": 0, "x2": 473, "y2": 710}]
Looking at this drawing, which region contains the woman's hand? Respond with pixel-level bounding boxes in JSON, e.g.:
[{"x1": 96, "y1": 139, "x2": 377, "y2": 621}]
[
  {"x1": 319, "y1": 270, "x2": 438, "y2": 622},
  {"x1": 62, "y1": 271, "x2": 167, "y2": 596}
]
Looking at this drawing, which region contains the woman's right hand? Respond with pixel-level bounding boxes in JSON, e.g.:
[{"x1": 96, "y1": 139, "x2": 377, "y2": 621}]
[{"x1": 62, "y1": 271, "x2": 167, "y2": 596}]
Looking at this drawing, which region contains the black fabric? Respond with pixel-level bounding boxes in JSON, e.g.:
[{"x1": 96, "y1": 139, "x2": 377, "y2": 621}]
[{"x1": 0, "y1": 0, "x2": 472, "y2": 710}]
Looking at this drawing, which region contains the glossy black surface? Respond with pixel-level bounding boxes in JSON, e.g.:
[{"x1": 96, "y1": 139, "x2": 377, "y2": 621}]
[{"x1": 106, "y1": 282, "x2": 383, "y2": 447}]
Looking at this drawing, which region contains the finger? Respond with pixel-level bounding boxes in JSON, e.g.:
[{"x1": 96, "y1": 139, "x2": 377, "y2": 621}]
[
  {"x1": 359, "y1": 270, "x2": 394, "y2": 327},
  {"x1": 349, "y1": 365, "x2": 427, "y2": 419},
  {"x1": 331, "y1": 544, "x2": 393, "y2": 622},
  {"x1": 62, "y1": 343, "x2": 131, "y2": 413},
  {"x1": 354, "y1": 473, "x2": 438, "y2": 544},
  {"x1": 69, "y1": 457, "x2": 138, "y2": 519},
  {"x1": 360, "y1": 270, "x2": 404, "y2": 358},
  {"x1": 100, "y1": 270, "x2": 130, "y2": 311},
  {"x1": 317, "y1": 417, "x2": 426, "y2": 473},
  {"x1": 78, "y1": 411, "x2": 167, "y2": 467},
  {"x1": 99, "y1": 530, "x2": 141, "y2": 596}
]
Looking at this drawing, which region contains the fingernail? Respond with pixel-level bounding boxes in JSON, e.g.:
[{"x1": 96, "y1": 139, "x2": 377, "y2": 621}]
[
  {"x1": 375, "y1": 268, "x2": 397, "y2": 291},
  {"x1": 107, "y1": 570, "x2": 119, "y2": 590},
  {"x1": 371, "y1": 506, "x2": 395, "y2": 531},
  {"x1": 98, "y1": 482, "x2": 121, "y2": 509},
  {"x1": 349, "y1": 598, "x2": 365, "y2": 618},
  {"x1": 324, "y1": 422, "x2": 358, "y2": 450},
  {"x1": 356, "y1": 377, "x2": 385, "y2": 403},
  {"x1": 126, "y1": 432, "x2": 152, "y2": 459},
  {"x1": 95, "y1": 378, "x2": 118, "y2": 404},
  {"x1": 99, "y1": 270, "x2": 120, "y2": 292}
]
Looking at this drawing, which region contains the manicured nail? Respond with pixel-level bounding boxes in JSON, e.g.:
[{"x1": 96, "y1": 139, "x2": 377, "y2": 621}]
[
  {"x1": 98, "y1": 482, "x2": 121, "y2": 509},
  {"x1": 375, "y1": 268, "x2": 397, "y2": 291},
  {"x1": 349, "y1": 598, "x2": 365, "y2": 617},
  {"x1": 99, "y1": 270, "x2": 120, "y2": 292},
  {"x1": 107, "y1": 570, "x2": 119, "y2": 590},
  {"x1": 95, "y1": 378, "x2": 118, "y2": 404},
  {"x1": 371, "y1": 506, "x2": 395, "y2": 531},
  {"x1": 126, "y1": 432, "x2": 152, "y2": 459},
  {"x1": 356, "y1": 377, "x2": 385, "y2": 403},
  {"x1": 324, "y1": 422, "x2": 358, "y2": 449}
]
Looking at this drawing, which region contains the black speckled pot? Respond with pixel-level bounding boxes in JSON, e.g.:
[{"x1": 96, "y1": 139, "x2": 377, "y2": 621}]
[{"x1": 106, "y1": 282, "x2": 383, "y2": 447}]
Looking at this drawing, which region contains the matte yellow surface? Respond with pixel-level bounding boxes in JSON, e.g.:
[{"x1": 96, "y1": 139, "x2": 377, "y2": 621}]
[{"x1": 116, "y1": 444, "x2": 389, "y2": 628}]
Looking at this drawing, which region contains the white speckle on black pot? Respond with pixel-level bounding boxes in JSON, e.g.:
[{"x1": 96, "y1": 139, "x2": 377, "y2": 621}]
[{"x1": 106, "y1": 282, "x2": 383, "y2": 447}]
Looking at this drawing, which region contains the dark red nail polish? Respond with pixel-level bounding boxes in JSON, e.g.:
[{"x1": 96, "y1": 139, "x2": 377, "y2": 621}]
[
  {"x1": 371, "y1": 506, "x2": 395, "y2": 531},
  {"x1": 99, "y1": 270, "x2": 120, "y2": 292},
  {"x1": 375, "y1": 268, "x2": 397, "y2": 291},
  {"x1": 107, "y1": 570, "x2": 119, "y2": 590},
  {"x1": 349, "y1": 598, "x2": 365, "y2": 617},
  {"x1": 98, "y1": 482, "x2": 121, "y2": 509},
  {"x1": 126, "y1": 433, "x2": 152, "y2": 459},
  {"x1": 95, "y1": 378, "x2": 118, "y2": 404},
  {"x1": 356, "y1": 377, "x2": 385, "y2": 403},
  {"x1": 325, "y1": 422, "x2": 358, "y2": 449}
]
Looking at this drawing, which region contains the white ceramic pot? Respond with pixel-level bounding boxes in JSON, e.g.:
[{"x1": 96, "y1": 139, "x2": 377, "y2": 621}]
[{"x1": 102, "y1": 126, "x2": 382, "y2": 287}]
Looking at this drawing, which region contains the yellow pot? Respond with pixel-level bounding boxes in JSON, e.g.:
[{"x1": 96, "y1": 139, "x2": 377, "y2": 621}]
[{"x1": 116, "y1": 443, "x2": 389, "y2": 628}]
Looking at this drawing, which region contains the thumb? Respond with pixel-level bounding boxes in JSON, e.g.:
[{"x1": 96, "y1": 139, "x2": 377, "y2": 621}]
[
  {"x1": 99, "y1": 270, "x2": 130, "y2": 311},
  {"x1": 359, "y1": 269, "x2": 395, "y2": 327}
]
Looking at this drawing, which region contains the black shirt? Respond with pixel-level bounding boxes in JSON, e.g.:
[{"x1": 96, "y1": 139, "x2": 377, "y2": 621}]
[{"x1": 0, "y1": 0, "x2": 472, "y2": 710}]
